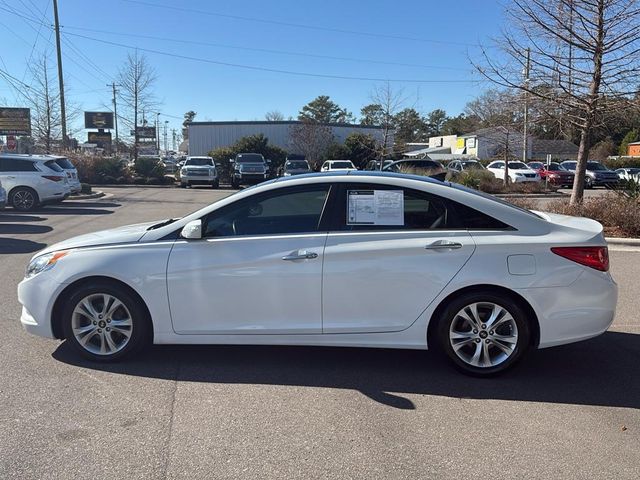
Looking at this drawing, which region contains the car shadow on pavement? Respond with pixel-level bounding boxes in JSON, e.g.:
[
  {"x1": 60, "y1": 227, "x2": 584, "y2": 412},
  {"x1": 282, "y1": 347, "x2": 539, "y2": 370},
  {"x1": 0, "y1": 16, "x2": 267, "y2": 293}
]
[
  {"x1": 0, "y1": 224, "x2": 53, "y2": 234},
  {"x1": 0, "y1": 238, "x2": 47, "y2": 254},
  {"x1": 52, "y1": 331, "x2": 640, "y2": 411},
  {"x1": 35, "y1": 207, "x2": 114, "y2": 215},
  {"x1": 46, "y1": 201, "x2": 121, "y2": 208},
  {"x1": 0, "y1": 214, "x2": 47, "y2": 222}
]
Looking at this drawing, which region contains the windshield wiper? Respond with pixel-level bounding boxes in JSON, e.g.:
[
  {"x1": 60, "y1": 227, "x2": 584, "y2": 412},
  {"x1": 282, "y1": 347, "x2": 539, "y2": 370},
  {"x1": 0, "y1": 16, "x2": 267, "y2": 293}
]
[{"x1": 147, "y1": 218, "x2": 178, "y2": 230}]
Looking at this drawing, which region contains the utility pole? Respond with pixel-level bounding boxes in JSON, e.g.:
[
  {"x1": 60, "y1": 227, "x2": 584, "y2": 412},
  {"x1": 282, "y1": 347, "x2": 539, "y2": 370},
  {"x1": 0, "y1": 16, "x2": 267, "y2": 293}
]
[
  {"x1": 108, "y1": 82, "x2": 120, "y2": 154},
  {"x1": 163, "y1": 120, "x2": 168, "y2": 152},
  {"x1": 52, "y1": 0, "x2": 67, "y2": 150},
  {"x1": 523, "y1": 47, "x2": 531, "y2": 164},
  {"x1": 171, "y1": 128, "x2": 176, "y2": 151},
  {"x1": 155, "y1": 112, "x2": 160, "y2": 153}
]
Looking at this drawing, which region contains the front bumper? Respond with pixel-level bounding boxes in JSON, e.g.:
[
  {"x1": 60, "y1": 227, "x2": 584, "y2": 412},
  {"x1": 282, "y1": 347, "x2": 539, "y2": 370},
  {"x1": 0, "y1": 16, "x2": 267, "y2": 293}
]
[
  {"x1": 234, "y1": 172, "x2": 268, "y2": 183},
  {"x1": 181, "y1": 173, "x2": 218, "y2": 185},
  {"x1": 18, "y1": 272, "x2": 63, "y2": 339},
  {"x1": 512, "y1": 176, "x2": 539, "y2": 183}
]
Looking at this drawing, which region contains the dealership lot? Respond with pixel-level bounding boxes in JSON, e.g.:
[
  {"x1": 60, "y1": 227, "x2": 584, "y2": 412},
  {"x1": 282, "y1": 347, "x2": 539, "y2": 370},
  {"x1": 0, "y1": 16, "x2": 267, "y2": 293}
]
[{"x1": 0, "y1": 187, "x2": 639, "y2": 479}]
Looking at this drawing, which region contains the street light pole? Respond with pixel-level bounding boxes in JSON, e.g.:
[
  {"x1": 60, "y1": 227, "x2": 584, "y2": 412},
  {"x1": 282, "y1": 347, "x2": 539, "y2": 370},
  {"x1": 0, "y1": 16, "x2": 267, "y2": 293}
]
[
  {"x1": 155, "y1": 112, "x2": 160, "y2": 153},
  {"x1": 163, "y1": 121, "x2": 169, "y2": 152},
  {"x1": 108, "y1": 82, "x2": 121, "y2": 154}
]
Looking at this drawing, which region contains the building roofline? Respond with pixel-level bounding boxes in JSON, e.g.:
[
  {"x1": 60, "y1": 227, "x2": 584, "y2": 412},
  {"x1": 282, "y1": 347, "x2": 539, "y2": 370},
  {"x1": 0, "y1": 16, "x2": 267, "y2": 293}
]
[{"x1": 188, "y1": 120, "x2": 385, "y2": 130}]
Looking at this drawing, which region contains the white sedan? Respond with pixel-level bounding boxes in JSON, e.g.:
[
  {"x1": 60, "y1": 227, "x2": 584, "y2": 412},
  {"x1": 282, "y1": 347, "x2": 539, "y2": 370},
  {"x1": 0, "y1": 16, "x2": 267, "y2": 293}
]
[
  {"x1": 487, "y1": 161, "x2": 540, "y2": 183},
  {"x1": 321, "y1": 160, "x2": 357, "y2": 172},
  {"x1": 18, "y1": 172, "x2": 617, "y2": 375},
  {"x1": 616, "y1": 168, "x2": 640, "y2": 181}
]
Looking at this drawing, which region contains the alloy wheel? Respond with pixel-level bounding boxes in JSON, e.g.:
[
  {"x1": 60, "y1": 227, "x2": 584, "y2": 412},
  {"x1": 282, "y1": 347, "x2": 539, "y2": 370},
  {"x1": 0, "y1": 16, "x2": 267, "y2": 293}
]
[
  {"x1": 13, "y1": 189, "x2": 36, "y2": 210},
  {"x1": 448, "y1": 302, "x2": 519, "y2": 369},
  {"x1": 71, "y1": 293, "x2": 133, "y2": 356}
]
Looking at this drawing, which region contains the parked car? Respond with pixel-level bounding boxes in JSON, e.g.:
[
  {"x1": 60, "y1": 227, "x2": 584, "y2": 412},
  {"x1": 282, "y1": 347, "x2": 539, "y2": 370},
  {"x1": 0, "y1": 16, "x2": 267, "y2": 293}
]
[
  {"x1": 230, "y1": 153, "x2": 270, "y2": 188},
  {"x1": 448, "y1": 160, "x2": 485, "y2": 173},
  {"x1": 486, "y1": 161, "x2": 540, "y2": 183},
  {"x1": 47, "y1": 156, "x2": 81, "y2": 194},
  {"x1": 321, "y1": 160, "x2": 357, "y2": 172},
  {"x1": 365, "y1": 159, "x2": 394, "y2": 171},
  {"x1": 615, "y1": 168, "x2": 640, "y2": 181},
  {"x1": 384, "y1": 159, "x2": 446, "y2": 180},
  {"x1": 527, "y1": 161, "x2": 574, "y2": 187},
  {"x1": 160, "y1": 157, "x2": 178, "y2": 174},
  {"x1": 560, "y1": 161, "x2": 619, "y2": 188},
  {"x1": 282, "y1": 159, "x2": 312, "y2": 176},
  {"x1": 18, "y1": 172, "x2": 617, "y2": 376},
  {"x1": 0, "y1": 154, "x2": 69, "y2": 210},
  {"x1": 0, "y1": 178, "x2": 6, "y2": 210},
  {"x1": 179, "y1": 156, "x2": 219, "y2": 188}
]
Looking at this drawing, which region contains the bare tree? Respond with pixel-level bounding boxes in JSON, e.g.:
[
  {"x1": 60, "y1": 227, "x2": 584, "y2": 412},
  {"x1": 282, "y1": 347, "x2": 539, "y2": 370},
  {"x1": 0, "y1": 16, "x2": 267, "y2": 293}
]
[
  {"x1": 117, "y1": 51, "x2": 157, "y2": 160},
  {"x1": 265, "y1": 110, "x2": 285, "y2": 121},
  {"x1": 369, "y1": 82, "x2": 405, "y2": 167},
  {"x1": 477, "y1": 0, "x2": 640, "y2": 204},
  {"x1": 288, "y1": 122, "x2": 334, "y2": 169},
  {"x1": 24, "y1": 54, "x2": 61, "y2": 153}
]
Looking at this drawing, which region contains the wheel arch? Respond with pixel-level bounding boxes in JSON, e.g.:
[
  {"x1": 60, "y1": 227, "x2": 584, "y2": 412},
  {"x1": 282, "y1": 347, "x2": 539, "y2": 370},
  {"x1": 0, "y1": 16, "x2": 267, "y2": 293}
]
[
  {"x1": 8, "y1": 185, "x2": 39, "y2": 203},
  {"x1": 51, "y1": 275, "x2": 153, "y2": 340},
  {"x1": 426, "y1": 284, "x2": 540, "y2": 349}
]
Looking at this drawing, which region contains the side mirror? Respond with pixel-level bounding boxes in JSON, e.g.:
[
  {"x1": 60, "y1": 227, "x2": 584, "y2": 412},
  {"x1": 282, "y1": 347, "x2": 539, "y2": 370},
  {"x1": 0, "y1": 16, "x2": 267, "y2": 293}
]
[
  {"x1": 181, "y1": 219, "x2": 202, "y2": 239},
  {"x1": 229, "y1": 158, "x2": 235, "y2": 164}
]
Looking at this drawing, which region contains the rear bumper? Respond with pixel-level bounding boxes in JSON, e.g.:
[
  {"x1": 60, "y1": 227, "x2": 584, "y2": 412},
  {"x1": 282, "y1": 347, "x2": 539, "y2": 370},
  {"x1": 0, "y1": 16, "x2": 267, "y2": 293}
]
[{"x1": 517, "y1": 268, "x2": 618, "y2": 348}]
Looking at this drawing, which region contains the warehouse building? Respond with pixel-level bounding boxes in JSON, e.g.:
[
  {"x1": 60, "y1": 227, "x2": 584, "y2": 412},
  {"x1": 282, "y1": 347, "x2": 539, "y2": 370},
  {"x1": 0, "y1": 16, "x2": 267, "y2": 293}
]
[{"x1": 188, "y1": 121, "x2": 387, "y2": 156}]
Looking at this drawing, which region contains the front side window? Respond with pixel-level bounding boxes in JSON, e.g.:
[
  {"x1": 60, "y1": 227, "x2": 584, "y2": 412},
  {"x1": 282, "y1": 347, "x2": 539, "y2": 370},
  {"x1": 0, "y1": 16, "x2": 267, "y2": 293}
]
[
  {"x1": 0, "y1": 158, "x2": 38, "y2": 172},
  {"x1": 203, "y1": 185, "x2": 331, "y2": 237}
]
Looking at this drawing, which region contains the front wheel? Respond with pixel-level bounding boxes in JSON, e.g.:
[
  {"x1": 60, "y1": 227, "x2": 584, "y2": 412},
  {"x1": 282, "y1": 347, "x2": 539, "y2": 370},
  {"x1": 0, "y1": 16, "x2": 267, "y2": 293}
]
[
  {"x1": 584, "y1": 176, "x2": 593, "y2": 189},
  {"x1": 62, "y1": 282, "x2": 151, "y2": 362},
  {"x1": 211, "y1": 180, "x2": 219, "y2": 189},
  {"x1": 437, "y1": 292, "x2": 530, "y2": 376}
]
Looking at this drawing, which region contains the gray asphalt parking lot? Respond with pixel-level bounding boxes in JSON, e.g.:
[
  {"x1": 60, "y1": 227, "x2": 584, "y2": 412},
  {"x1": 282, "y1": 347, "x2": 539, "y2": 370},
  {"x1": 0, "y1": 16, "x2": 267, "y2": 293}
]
[{"x1": 0, "y1": 186, "x2": 639, "y2": 479}]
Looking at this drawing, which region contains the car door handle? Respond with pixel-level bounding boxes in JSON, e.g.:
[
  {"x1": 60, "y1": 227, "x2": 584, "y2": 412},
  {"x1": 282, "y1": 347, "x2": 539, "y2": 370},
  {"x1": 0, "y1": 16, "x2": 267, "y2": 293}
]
[
  {"x1": 282, "y1": 250, "x2": 318, "y2": 261},
  {"x1": 425, "y1": 240, "x2": 463, "y2": 250}
]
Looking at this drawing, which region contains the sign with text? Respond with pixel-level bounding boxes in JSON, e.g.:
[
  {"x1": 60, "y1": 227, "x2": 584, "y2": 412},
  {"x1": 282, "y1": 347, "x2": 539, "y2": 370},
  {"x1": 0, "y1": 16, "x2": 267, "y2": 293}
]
[
  {"x1": 0, "y1": 107, "x2": 31, "y2": 135},
  {"x1": 84, "y1": 111, "x2": 114, "y2": 129},
  {"x1": 135, "y1": 126, "x2": 156, "y2": 139},
  {"x1": 88, "y1": 131, "x2": 112, "y2": 149}
]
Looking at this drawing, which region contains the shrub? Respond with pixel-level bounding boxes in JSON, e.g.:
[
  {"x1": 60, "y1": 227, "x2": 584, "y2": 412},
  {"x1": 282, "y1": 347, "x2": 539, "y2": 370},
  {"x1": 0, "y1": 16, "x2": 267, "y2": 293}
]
[
  {"x1": 134, "y1": 157, "x2": 165, "y2": 178},
  {"x1": 545, "y1": 194, "x2": 640, "y2": 237},
  {"x1": 80, "y1": 183, "x2": 92, "y2": 194},
  {"x1": 67, "y1": 154, "x2": 131, "y2": 184},
  {"x1": 604, "y1": 157, "x2": 640, "y2": 169}
]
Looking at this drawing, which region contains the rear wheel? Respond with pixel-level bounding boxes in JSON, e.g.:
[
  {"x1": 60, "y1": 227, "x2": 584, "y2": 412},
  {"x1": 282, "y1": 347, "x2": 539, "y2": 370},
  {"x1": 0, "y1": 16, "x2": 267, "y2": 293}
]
[
  {"x1": 437, "y1": 292, "x2": 530, "y2": 376},
  {"x1": 10, "y1": 187, "x2": 39, "y2": 211},
  {"x1": 211, "y1": 180, "x2": 219, "y2": 189},
  {"x1": 62, "y1": 282, "x2": 151, "y2": 362}
]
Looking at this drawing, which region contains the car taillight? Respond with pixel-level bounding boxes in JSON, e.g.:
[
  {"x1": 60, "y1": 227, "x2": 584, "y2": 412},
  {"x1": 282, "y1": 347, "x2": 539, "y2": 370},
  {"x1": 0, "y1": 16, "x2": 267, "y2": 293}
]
[
  {"x1": 551, "y1": 246, "x2": 609, "y2": 272},
  {"x1": 42, "y1": 175, "x2": 64, "y2": 182}
]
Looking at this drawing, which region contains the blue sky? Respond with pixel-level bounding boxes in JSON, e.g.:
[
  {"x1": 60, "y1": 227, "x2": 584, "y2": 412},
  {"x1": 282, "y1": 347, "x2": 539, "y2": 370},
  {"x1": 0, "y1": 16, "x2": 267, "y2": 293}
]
[{"x1": 0, "y1": 0, "x2": 504, "y2": 136}]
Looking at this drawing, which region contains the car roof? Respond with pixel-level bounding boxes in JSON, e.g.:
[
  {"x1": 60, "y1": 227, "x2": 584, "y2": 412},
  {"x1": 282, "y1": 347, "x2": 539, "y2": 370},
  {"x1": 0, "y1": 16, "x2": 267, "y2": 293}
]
[
  {"x1": 273, "y1": 170, "x2": 445, "y2": 185},
  {"x1": 0, "y1": 153, "x2": 52, "y2": 162}
]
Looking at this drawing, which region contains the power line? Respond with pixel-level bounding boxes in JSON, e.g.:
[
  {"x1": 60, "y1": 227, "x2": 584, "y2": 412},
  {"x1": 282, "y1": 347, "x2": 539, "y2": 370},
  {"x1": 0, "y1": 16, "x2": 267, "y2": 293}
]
[
  {"x1": 123, "y1": 0, "x2": 482, "y2": 48},
  {"x1": 63, "y1": 31, "x2": 478, "y2": 84},
  {"x1": 61, "y1": 25, "x2": 470, "y2": 72}
]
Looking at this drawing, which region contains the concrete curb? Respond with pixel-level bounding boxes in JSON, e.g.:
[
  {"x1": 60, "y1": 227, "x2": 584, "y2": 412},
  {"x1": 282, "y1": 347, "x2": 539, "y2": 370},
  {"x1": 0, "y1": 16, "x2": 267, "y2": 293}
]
[
  {"x1": 605, "y1": 237, "x2": 640, "y2": 247},
  {"x1": 68, "y1": 191, "x2": 105, "y2": 200}
]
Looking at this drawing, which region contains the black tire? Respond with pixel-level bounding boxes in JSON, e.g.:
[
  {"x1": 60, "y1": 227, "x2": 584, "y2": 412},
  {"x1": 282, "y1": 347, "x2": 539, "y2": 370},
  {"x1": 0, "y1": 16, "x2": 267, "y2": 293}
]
[
  {"x1": 211, "y1": 180, "x2": 219, "y2": 189},
  {"x1": 62, "y1": 281, "x2": 151, "y2": 362},
  {"x1": 231, "y1": 179, "x2": 239, "y2": 189},
  {"x1": 180, "y1": 182, "x2": 187, "y2": 189},
  {"x1": 437, "y1": 291, "x2": 531, "y2": 376},
  {"x1": 10, "y1": 187, "x2": 39, "y2": 211}
]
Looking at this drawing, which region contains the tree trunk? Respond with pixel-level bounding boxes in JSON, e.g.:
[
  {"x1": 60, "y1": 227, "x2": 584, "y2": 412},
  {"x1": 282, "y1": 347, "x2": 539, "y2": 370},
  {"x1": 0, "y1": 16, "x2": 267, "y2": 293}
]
[{"x1": 570, "y1": 123, "x2": 592, "y2": 204}]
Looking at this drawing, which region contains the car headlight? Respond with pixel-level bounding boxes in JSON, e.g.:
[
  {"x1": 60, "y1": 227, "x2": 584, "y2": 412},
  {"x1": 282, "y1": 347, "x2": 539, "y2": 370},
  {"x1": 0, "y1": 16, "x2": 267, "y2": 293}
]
[
  {"x1": 283, "y1": 172, "x2": 292, "y2": 176},
  {"x1": 26, "y1": 251, "x2": 68, "y2": 279},
  {"x1": 180, "y1": 168, "x2": 188, "y2": 175},
  {"x1": 514, "y1": 172, "x2": 523, "y2": 176}
]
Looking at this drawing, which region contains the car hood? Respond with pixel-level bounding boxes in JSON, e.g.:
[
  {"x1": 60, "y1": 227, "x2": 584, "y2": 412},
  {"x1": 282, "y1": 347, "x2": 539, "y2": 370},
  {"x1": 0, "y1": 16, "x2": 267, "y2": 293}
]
[{"x1": 36, "y1": 221, "x2": 158, "y2": 257}]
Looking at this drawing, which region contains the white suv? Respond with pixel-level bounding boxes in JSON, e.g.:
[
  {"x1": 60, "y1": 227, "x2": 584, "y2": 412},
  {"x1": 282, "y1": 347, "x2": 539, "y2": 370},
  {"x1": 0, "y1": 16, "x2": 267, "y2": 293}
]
[
  {"x1": 50, "y1": 156, "x2": 81, "y2": 194},
  {"x1": 0, "y1": 154, "x2": 70, "y2": 211},
  {"x1": 179, "y1": 156, "x2": 219, "y2": 188}
]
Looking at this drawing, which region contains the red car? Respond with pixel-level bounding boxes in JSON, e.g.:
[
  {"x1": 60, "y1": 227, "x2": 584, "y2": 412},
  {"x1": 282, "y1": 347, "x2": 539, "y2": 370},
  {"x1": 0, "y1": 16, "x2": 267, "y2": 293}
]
[{"x1": 527, "y1": 162, "x2": 574, "y2": 187}]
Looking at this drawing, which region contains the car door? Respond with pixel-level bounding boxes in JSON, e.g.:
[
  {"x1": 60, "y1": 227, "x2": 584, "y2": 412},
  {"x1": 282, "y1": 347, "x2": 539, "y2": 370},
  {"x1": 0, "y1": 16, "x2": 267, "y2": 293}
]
[
  {"x1": 166, "y1": 183, "x2": 333, "y2": 334},
  {"x1": 322, "y1": 183, "x2": 476, "y2": 333}
]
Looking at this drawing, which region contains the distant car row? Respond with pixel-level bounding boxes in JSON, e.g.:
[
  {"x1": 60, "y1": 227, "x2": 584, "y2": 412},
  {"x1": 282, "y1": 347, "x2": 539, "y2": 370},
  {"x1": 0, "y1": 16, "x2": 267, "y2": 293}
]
[{"x1": 0, "y1": 154, "x2": 81, "y2": 211}]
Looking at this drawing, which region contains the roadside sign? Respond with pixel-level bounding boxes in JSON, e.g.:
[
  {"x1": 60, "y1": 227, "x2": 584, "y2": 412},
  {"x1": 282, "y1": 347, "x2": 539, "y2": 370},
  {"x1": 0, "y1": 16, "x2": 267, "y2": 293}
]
[
  {"x1": 0, "y1": 107, "x2": 31, "y2": 135},
  {"x1": 88, "y1": 131, "x2": 112, "y2": 149},
  {"x1": 6, "y1": 135, "x2": 17, "y2": 151},
  {"x1": 135, "y1": 126, "x2": 156, "y2": 139},
  {"x1": 84, "y1": 111, "x2": 114, "y2": 129}
]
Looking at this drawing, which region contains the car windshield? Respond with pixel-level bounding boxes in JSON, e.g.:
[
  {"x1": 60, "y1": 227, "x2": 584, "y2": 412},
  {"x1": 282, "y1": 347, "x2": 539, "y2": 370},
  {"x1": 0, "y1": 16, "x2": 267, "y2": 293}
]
[
  {"x1": 548, "y1": 162, "x2": 564, "y2": 170},
  {"x1": 236, "y1": 154, "x2": 264, "y2": 163},
  {"x1": 461, "y1": 161, "x2": 483, "y2": 169},
  {"x1": 54, "y1": 158, "x2": 74, "y2": 169},
  {"x1": 332, "y1": 161, "x2": 353, "y2": 168},
  {"x1": 286, "y1": 161, "x2": 309, "y2": 169},
  {"x1": 528, "y1": 162, "x2": 544, "y2": 169},
  {"x1": 587, "y1": 162, "x2": 607, "y2": 171},
  {"x1": 186, "y1": 158, "x2": 213, "y2": 166},
  {"x1": 508, "y1": 162, "x2": 528, "y2": 169},
  {"x1": 562, "y1": 162, "x2": 577, "y2": 169},
  {"x1": 627, "y1": 168, "x2": 640, "y2": 174}
]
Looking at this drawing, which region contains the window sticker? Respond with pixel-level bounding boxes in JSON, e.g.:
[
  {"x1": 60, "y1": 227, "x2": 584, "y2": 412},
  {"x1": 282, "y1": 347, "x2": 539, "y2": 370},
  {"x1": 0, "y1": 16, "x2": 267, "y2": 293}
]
[{"x1": 347, "y1": 190, "x2": 404, "y2": 225}]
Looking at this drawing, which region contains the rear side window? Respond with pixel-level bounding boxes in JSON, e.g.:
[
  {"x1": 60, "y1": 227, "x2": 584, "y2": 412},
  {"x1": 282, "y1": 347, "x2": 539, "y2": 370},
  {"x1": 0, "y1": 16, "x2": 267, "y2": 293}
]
[
  {"x1": 337, "y1": 184, "x2": 510, "y2": 231},
  {"x1": 55, "y1": 158, "x2": 74, "y2": 169},
  {"x1": 44, "y1": 160, "x2": 64, "y2": 172},
  {"x1": 0, "y1": 158, "x2": 38, "y2": 172}
]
